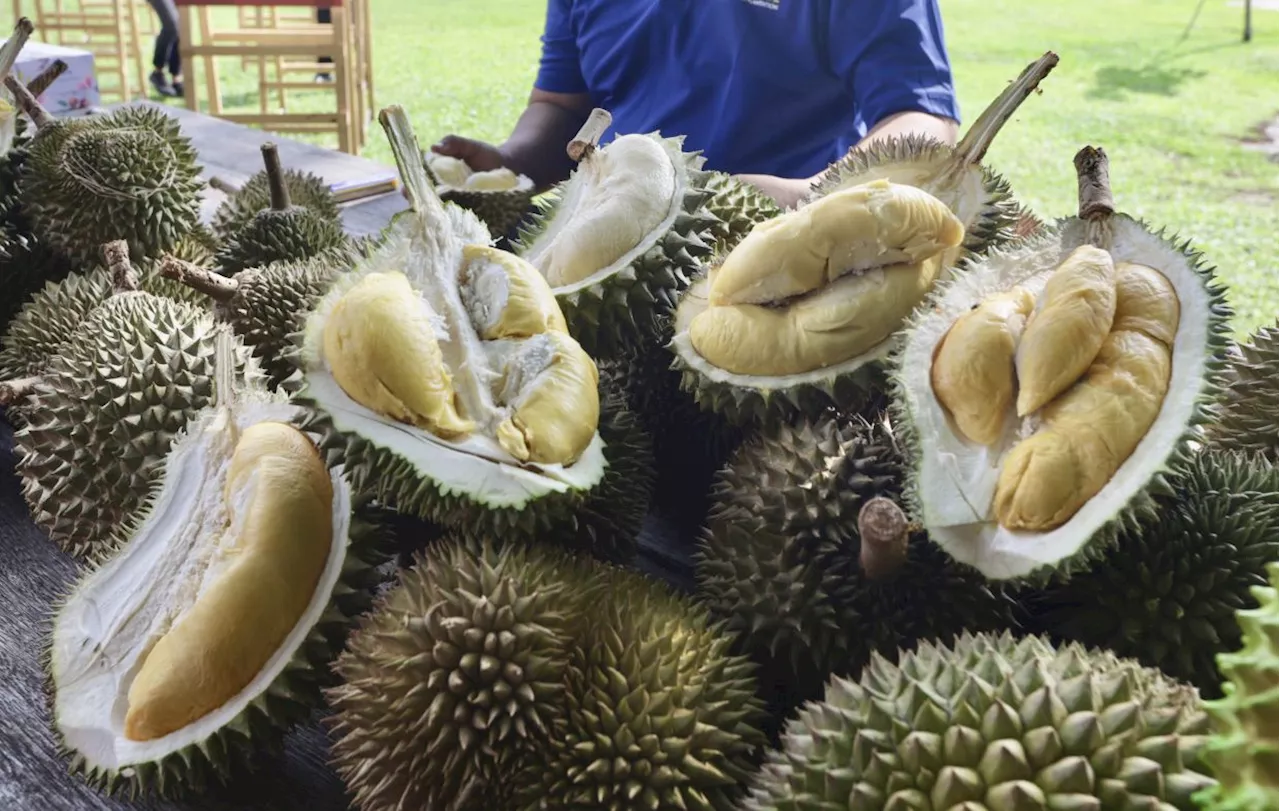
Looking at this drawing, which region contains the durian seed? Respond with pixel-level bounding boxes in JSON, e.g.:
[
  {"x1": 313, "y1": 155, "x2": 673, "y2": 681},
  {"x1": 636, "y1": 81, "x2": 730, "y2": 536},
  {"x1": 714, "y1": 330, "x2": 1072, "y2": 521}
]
[{"x1": 857, "y1": 497, "x2": 910, "y2": 580}]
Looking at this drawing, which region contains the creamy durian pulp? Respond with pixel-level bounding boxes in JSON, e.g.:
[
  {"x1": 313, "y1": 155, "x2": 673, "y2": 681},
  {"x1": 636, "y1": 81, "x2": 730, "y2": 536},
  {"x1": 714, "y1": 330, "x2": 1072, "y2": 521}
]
[
  {"x1": 51, "y1": 402, "x2": 352, "y2": 770},
  {"x1": 426, "y1": 153, "x2": 531, "y2": 193},
  {"x1": 680, "y1": 179, "x2": 965, "y2": 378}
]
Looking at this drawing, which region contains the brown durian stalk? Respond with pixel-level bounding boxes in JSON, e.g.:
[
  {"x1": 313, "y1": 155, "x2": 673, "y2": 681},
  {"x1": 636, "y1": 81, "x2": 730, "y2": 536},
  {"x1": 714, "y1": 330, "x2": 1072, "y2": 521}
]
[{"x1": 857, "y1": 497, "x2": 911, "y2": 580}]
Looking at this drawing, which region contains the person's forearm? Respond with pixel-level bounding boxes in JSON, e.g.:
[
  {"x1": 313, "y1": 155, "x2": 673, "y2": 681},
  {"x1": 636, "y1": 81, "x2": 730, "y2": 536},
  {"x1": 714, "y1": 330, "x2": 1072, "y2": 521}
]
[
  {"x1": 854, "y1": 110, "x2": 959, "y2": 154},
  {"x1": 498, "y1": 101, "x2": 590, "y2": 191}
]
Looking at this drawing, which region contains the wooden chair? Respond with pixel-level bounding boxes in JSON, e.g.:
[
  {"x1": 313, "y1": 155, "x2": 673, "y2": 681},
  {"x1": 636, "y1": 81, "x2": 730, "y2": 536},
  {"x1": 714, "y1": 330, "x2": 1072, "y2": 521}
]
[
  {"x1": 25, "y1": 0, "x2": 152, "y2": 102},
  {"x1": 173, "y1": 0, "x2": 362, "y2": 154}
]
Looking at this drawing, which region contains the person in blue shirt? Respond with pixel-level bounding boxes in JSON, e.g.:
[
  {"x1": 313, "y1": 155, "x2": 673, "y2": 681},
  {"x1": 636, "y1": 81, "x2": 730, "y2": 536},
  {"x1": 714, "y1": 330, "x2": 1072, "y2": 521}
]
[{"x1": 430, "y1": 0, "x2": 961, "y2": 208}]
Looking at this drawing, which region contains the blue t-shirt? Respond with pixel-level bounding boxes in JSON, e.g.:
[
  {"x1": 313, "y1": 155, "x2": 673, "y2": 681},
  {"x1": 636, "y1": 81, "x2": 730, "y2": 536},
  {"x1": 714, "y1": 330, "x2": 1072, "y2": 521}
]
[{"x1": 534, "y1": 0, "x2": 961, "y2": 179}]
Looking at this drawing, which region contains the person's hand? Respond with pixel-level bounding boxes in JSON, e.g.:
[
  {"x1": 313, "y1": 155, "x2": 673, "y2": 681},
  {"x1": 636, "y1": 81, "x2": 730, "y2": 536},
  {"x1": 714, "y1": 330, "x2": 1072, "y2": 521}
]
[
  {"x1": 732, "y1": 173, "x2": 818, "y2": 210},
  {"x1": 429, "y1": 135, "x2": 506, "y2": 172}
]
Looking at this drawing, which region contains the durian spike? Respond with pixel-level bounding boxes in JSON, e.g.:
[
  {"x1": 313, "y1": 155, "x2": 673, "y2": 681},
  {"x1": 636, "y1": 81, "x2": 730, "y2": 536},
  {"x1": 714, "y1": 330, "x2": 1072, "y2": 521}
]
[
  {"x1": 857, "y1": 497, "x2": 910, "y2": 580},
  {"x1": 3, "y1": 75, "x2": 52, "y2": 129},
  {"x1": 159, "y1": 255, "x2": 239, "y2": 301},
  {"x1": 0, "y1": 375, "x2": 41, "y2": 406},
  {"x1": 26, "y1": 59, "x2": 68, "y2": 98},
  {"x1": 1074, "y1": 145, "x2": 1116, "y2": 250},
  {"x1": 260, "y1": 142, "x2": 292, "y2": 210},
  {"x1": 101, "y1": 240, "x2": 140, "y2": 292},
  {"x1": 938, "y1": 51, "x2": 1060, "y2": 183},
  {"x1": 566, "y1": 107, "x2": 613, "y2": 162},
  {"x1": 378, "y1": 104, "x2": 449, "y2": 217},
  {"x1": 0, "y1": 19, "x2": 35, "y2": 82}
]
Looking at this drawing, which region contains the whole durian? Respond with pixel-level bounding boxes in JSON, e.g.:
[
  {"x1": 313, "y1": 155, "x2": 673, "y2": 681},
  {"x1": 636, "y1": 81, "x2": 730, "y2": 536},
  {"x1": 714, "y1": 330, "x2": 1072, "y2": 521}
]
[
  {"x1": 425, "y1": 151, "x2": 537, "y2": 241},
  {"x1": 49, "y1": 329, "x2": 389, "y2": 797},
  {"x1": 891, "y1": 146, "x2": 1232, "y2": 584},
  {"x1": 1023, "y1": 449, "x2": 1279, "y2": 697},
  {"x1": 513, "y1": 107, "x2": 722, "y2": 359},
  {"x1": 702, "y1": 170, "x2": 783, "y2": 256},
  {"x1": 1195, "y1": 561, "x2": 1279, "y2": 811},
  {"x1": 214, "y1": 143, "x2": 349, "y2": 275},
  {"x1": 210, "y1": 163, "x2": 341, "y2": 242},
  {"x1": 669, "y1": 54, "x2": 1058, "y2": 428},
  {"x1": 740, "y1": 631, "x2": 1218, "y2": 811},
  {"x1": 1202, "y1": 323, "x2": 1278, "y2": 462},
  {"x1": 4, "y1": 76, "x2": 204, "y2": 268}
]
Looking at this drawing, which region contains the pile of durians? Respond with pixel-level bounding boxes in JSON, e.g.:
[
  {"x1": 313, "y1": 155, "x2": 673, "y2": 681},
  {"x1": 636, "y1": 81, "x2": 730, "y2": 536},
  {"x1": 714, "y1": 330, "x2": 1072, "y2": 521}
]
[{"x1": 0, "y1": 18, "x2": 1276, "y2": 811}]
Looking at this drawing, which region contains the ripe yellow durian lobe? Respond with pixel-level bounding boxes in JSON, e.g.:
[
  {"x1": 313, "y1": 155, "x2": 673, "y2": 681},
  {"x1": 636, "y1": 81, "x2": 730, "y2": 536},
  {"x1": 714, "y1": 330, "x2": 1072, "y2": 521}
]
[
  {"x1": 460, "y1": 245, "x2": 568, "y2": 340},
  {"x1": 123, "y1": 421, "x2": 334, "y2": 741},
  {"x1": 1014, "y1": 244, "x2": 1117, "y2": 416},
  {"x1": 322, "y1": 270, "x2": 474, "y2": 438},
  {"x1": 427, "y1": 154, "x2": 471, "y2": 188},
  {"x1": 994, "y1": 262, "x2": 1179, "y2": 532},
  {"x1": 708, "y1": 178, "x2": 965, "y2": 307},
  {"x1": 463, "y1": 168, "x2": 520, "y2": 191},
  {"x1": 495, "y1": 330, "x2": 599, "y2": 465},
  {"x1": 930, "y1": 287, "x2": 1036, "y2": 446}
]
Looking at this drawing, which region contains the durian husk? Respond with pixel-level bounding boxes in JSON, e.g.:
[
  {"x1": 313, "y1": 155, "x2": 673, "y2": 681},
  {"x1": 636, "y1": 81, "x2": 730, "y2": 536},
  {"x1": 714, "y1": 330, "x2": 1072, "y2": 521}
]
[
  {"x1": 210, "y1": 166, "x2": 341, "y2": 241},
  {"x1": 702, "y1": 170, "x2": 784, "y2": 255},
  {"x1": 1202, "y1": 323, "x2": 1278, "y2": 462},
  {"x1": 424, "y1": 158, "x2": 537, "y2": 241}
]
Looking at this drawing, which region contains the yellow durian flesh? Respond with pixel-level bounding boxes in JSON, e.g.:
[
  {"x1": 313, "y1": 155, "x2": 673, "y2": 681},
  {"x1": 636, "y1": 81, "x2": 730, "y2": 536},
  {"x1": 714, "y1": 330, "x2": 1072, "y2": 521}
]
[
  {"x1": 930, "y1": 287, "x2": 1036, "y2": 446},
  {"x1": 494, "y1": 330, "x2": 600, "y2": 465},
  {"x1": 321, "y1": 270, "x2": 475, "y2": 438},
  {"x1": 459, "y1": 244, "x2": 568, "y2": 340},
  {"x1": 708, "y1": 179, "x2": 965, "y2": 307},
  {"x1": 464, "y1": 168, "x2": 521, "y2": 191},
  {"x1": 1014, "y1": 245, "x2": 1117, "y2": 416},
  {"x1": 689, "y1": 253, "x2": 946, "y2": 377},
  {"x1": 123, "y1": 421, "x2": 333, "y2": 741},
  {"x1": 427, "y1": 154, "x2": 472, "y2": 188}
]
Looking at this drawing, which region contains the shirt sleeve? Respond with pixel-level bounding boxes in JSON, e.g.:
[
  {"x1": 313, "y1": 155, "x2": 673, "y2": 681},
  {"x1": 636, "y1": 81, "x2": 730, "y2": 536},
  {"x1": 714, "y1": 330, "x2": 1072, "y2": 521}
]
[
  {"x1": 534, "y1": 0, "x2": 588, "y2": 94},
  {"x1": 828, "y1": 0, "x2": 961, "y2": 131}
]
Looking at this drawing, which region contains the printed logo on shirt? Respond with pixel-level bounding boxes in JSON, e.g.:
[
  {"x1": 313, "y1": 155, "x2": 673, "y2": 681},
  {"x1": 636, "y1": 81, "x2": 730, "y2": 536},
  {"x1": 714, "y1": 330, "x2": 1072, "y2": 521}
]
[{"x1": 740, "y1": 0, "x2": 780, "y2": 9}]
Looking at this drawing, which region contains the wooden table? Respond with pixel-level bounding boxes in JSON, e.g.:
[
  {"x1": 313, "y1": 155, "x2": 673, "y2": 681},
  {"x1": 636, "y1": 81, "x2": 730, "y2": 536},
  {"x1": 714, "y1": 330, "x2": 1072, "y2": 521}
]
[{"x1": 0, "y1": 101, "x2": 698, "y2": 807}]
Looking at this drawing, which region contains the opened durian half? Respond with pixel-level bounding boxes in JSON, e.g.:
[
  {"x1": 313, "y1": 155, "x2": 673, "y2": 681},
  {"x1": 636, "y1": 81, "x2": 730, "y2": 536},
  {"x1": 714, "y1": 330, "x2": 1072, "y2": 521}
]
[
  {"x1": 424, "y1": 152, "x2": 536, "y2": 241},
  {"x1": 285, "y1": 105, "x2": 607, "y2": 538},
  {"x1": 892, "y1": 146, "x2": 1231, "y2": 582},
  {"x1": 48, "y1": 328, "x2": 386, "y2": 796},
  {"x1": 669, "y1": 53, "x2": 1059, "y2": 427},
  {"x1": 513, "y1": 108, "x2": 721, "y2": 359}
]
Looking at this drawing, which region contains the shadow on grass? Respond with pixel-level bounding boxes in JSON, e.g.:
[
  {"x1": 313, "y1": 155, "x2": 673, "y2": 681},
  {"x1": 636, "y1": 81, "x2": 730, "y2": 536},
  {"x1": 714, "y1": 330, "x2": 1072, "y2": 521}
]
[{"x1": 1088, "y1": 63, "x2": 1208, "y2": 100}]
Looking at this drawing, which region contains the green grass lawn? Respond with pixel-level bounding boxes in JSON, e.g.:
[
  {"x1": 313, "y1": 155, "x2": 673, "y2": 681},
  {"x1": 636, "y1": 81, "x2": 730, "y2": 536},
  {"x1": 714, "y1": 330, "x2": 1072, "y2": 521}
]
[{"x1": 179, "y1": 0, "x2": 1278, "y2": 334}]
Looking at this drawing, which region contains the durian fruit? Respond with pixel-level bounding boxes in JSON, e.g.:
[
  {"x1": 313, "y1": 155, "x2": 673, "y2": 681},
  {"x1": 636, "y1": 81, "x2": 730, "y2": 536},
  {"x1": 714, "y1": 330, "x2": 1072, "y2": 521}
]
[
  {"x1": 695, "y1": 411, "x2": 1020, "y2": 718},
  {"x1": 1202, "y1": 323, "x2": 1278, "y2": 462},
  {"x1": 668, "y1": 53, "x2": 1059, "y2": 428},
  {"x1": 209, "y1": 164, "x2": 341, "y2": 242},
  {"x1": 285, "y1": 105, "x2": 609, "y2": 542},
  {"x1": 0, "y1": 18, "x2": 33, "y2": 156},
  {"x1": 740, "y1": 631, "x2": 1218, "y2": 811},
  {"x1": 892, "y1": 146, "x2": 1232, "y2": 583},
  {"x1": 1195, "y1": 561, "x2": 1279, "y2": 811},
  {"x1": 214, "y1": 143, "x2": 349, "y2": 274},
  {"x1": 424, "y1": 152, "x2": 537, "y2": 241},
  {"x1": 4, "y1": 75, "x2": 204, "y2": 267},
  {"x1": 513, "y1": 107, "x2": 722, "y2": 359},
  {"x1": 49, "y1": 328, "x2": 387, "y2": 797},
  {"x1": 8, "y1": 241, "x2": 265, "y2": 558},
  {"x1": 702, "y1": 170, "x2": 783, "y2": 256},
  {"x1": 1022, "y1": 448, "x2": 1279, "y2": 697}
]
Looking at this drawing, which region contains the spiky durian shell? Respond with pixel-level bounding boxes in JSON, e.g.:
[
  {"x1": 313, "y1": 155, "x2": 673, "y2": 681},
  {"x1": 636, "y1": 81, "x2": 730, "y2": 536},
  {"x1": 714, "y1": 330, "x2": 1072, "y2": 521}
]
[
  {"x1": 1203, "y1": 323, "x2": 1278, "y2": 462},
  {"x1": 740, "y1": 631, "x2": 1217, "y2": 811},
  {"x1": 1022, "y1": 449, "x2": 1279, "y2": 698},
  {"x1": 48, "y1": 450, "x2": 390, "y2": 797},
  {"x1": 210, "y1": 166, "x2": 341, "y2": 241},
  {"x1": 214, "y1": 205, "x2": 349, "y2": 275},
  {"x1": 424, "y1": 160, "x2": 537, "y2": 241},
  {"x1": 695, "y1": 410, "x2": 1020, "y2": 719},
  {"x1": 513, "y1": 133, "x2": 722, "y2": 360},
  {"x1": 513, "y1": 560, "x2": 767, "y2": 811},
  {"x1": 890, "y1": 218, "x2": 1233, "y2": 585},
  {"x1": 1195, "y1": 561, "x2": 1279, "y2": 811},
  {"x1": 702, "y1": 171, "x2": 783, "y2": 255},
  {"x1": 21, "y1": 105, "x2": 204, "y2": 267},
  {"x1": 14, "y1": 293, "x2": 265, "y2": 558},
  {"x1": 0, "y1": 114, "x2": 33, "y2": 261}
]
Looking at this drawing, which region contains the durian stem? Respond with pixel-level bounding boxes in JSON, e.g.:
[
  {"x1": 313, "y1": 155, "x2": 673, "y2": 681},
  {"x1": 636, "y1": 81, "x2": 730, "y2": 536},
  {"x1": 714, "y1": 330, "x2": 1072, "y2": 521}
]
[
  {"x1": 1074, "y1": 146, "x2": 1115, "y2": 249},
  {"x1": 27, "y1": 60, "x2": 68, "y2": 99},
  {"x1": 567, "y1": 108, "x2": 613, "y2": 162},
  {"x1": 102, "y1": 240, "x2": 140, "y2": 292},
  {"x1": 857, "y1": 497, "x2": 910, "y2": 580},
  {"x1": 378, "y1": 105, "x2": 445, "y2": 215},
  {"x1": 946, "y1": 51, "x2": 1059, "y2": 174},
  {"x1": 0, "y1": 19, "x2": 34, "y2": 81},
  {"x1": 261, "y1": 143, "x2": 292, "y2": 211},
  {"x1": 208, "y1": 175, "x2": 239, "y2": 194},
  {"x1": 158, "y1": 256, "x2": 239, "y2": 302},
  {"x1": 3, "y1": 75, "x2": 52, "y2": 129},
  {"x1": 0, "y1": 376, "x2": 41, "y2": 406}
]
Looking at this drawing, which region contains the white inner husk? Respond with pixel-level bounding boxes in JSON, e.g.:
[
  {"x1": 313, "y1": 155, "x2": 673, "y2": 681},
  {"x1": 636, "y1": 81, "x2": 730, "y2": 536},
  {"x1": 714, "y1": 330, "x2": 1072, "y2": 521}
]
[
  {"x1": 519, "y1": 134, "x2": 687, "y2": 294},
  {"x1": 899, "y1": 218, "x2": 1214, "y2": 579},
  {"x1": 670, "y1": 161, "x2": 988, "y2": 388},
  {"x1": 51, "y1": 402, "x2": 352, "y2": 770},
  {"x1": 301, "y1": 200, "x2": 606, "y2": 508}
]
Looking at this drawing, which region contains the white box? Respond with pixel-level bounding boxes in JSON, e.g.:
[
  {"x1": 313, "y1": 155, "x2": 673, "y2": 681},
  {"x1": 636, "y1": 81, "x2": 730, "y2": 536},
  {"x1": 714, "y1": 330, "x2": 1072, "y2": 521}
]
[{"x1": 5, "y1": 39, "x2": 100, "y2": 116}]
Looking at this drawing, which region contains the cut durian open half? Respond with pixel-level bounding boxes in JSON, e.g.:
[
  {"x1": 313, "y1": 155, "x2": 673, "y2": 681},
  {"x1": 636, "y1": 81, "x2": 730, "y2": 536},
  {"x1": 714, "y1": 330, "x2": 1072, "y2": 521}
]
[
  {"x1": 425, "y1": 152, "x2": 537, "y2": 241},
  {"x1": 50, "y1": 330, "x2": 383, "y2": 796},
  {"x1": 668, "y1": 53, "x2": 1060, "y2": 428},
  {"x1": 287, "y1": 105, "x2": 606, "y2": 534},
  {"x1": 892, "y1": 146, "x2": 1231, "y2": 582},
  {"x1": 512, "y1": 108, "x2": 721, "y2": 358}
]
